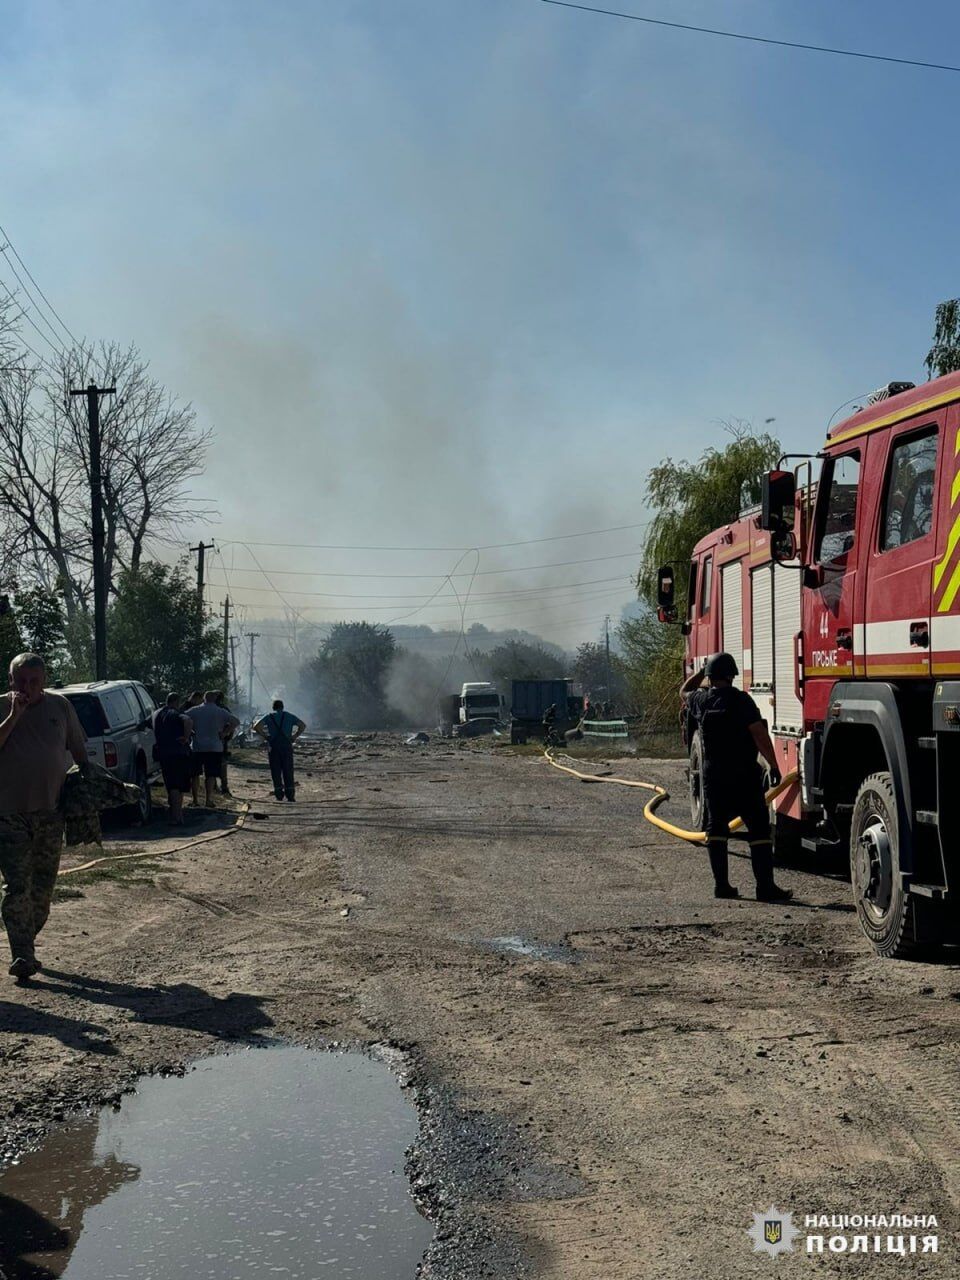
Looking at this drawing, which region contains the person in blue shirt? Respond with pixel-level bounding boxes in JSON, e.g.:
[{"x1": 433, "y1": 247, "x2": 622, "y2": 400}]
[{"x1": 253, "y1": 700, "x2": 307, "y2": 801}]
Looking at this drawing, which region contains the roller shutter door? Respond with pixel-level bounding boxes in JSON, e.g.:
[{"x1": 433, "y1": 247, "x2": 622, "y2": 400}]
[
  {"x1": 751, "y1": 565, "x2": 774, "y2": 688},
  {"x1": 773, "y1": 564, "x2": 803, "y2": 731},
  {"x1": 720, "y1": 561, "x2": 743, "y2": 678}
]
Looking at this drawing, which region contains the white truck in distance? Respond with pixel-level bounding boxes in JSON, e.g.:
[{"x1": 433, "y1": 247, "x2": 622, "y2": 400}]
[{"x1": 459, "y1": 682, "x2": 504, "y2": 726}]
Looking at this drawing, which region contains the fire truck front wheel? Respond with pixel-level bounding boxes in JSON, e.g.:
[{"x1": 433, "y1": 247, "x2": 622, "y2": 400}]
[
  {"x1": 687, "y1": 731, "x2": 706, "y2": 830},
  {"x1": 850, "y1": 771, "x2": 917, "y2": 959}
]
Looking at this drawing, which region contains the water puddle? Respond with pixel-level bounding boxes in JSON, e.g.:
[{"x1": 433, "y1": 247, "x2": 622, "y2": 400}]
[
  {"x1": 480, "y1": 935, "x2": 574, "y2": 963},
  {"x1": 0, "y1": 1045, "x2": 432, "y2": 1278}
]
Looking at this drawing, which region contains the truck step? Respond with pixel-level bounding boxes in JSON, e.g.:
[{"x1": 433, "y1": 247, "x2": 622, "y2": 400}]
[
  {"x1": 909, "y1": 882, "x2": 947, "y2": 900},
  {"x1": 800, "y1": 835, "x2": 842, "y2": 854},
  {"x1": 917, "y1": 736, "x2": 937, "y2": 750},
  {"x1": 915, "y1": 809, "x2": 938, "y2": 826}
]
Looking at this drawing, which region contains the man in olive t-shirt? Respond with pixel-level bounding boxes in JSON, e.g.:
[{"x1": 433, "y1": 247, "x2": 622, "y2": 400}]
[{"x1": 0, "y1": 653, "x2": 87, "y2": 979}]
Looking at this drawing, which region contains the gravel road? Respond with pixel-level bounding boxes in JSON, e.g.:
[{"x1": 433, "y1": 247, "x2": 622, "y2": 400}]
[{"x1": 1, "y1": 736, "x2": 957, "y2": 1277}]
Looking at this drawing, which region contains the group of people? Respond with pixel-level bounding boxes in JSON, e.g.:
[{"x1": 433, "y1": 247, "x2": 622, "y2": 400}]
[
  {"x1": 152, "y1": 690, "x2": 239, "y2": 823},
  {"x1": 0, "y1": 652, "x2": 310, "y2": 980},
  {"x1": 153, "y1": 693, "x2": 307, "y2": 821}
]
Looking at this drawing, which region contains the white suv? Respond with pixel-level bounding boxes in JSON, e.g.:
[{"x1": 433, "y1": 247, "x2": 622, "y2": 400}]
[{"x1": 59, "y1": 679, "x2": 161, "y2": 822}]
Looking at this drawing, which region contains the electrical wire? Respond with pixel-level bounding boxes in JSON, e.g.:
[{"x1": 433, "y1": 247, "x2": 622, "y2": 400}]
[
  {"x1": 202, "y1": 582, "x2": 631, "y2": 616},
  {"x1": 201, "y1": 572, "x2": 632, "y2": 601},
  {"x1": 214, "y1": 520, "x2": 651, "y2": 554},
  {"x1": 0, "y1": 219, "x2": 78, "y2": 348},
  {"x1": 539, "y1": 1, "x2": 960, "y2": 74},
  {"x1": 202, "y1": 549, "x2": 640, "y2": 582}
]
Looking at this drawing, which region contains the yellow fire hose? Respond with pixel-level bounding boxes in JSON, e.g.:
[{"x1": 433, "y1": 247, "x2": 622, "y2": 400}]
[{"x1": 543, "y1": 749, "x2": 799, "y2": 844}]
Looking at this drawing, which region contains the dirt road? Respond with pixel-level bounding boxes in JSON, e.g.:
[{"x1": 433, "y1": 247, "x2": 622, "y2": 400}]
[{"x1": 1, "y1": 737, "x2": 958, "y2": 1276}]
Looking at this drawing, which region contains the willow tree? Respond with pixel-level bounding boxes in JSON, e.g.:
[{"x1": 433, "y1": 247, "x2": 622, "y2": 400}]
[
  {"x1": 637, "y1": 422, "x2": 781, "y2": 614},
  {"x1": 925, "y1": 299, "x2": 960, "y2": 380},
  {"x1": 623, "y1": 423, "x2": 781, "y2": 728}
]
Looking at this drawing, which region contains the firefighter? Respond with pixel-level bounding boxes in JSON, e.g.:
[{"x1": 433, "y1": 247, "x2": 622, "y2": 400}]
[
  {"x1": 680, "y1": 652, "x2": 792, "y2": 902},
  {"x1": 542, "y1": 702, "x2": 557, "y2": 744}
]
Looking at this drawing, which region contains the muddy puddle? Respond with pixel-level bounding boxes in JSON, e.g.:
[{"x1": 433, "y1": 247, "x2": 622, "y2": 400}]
[
  {"x1": 0, "y1": 1044, "x2": 432, "y2": 1278},
  {"x1": 480, "y1": 935, "x2": 574, "y2": 962}
]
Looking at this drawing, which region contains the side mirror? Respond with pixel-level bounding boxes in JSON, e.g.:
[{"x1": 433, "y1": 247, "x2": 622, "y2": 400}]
[
  {"x1": 770, "y1": 528, "x2": 797, "y2": 564},
  {"x1": 760, "y1": 470, "x2": 796, "y2": 532},
  {"x1": 656, "y1": 565, "x2": 676, "y2": 622}
]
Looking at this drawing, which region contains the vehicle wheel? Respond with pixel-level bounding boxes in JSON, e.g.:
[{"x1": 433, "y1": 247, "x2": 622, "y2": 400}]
[
  {"x1": 687, "y1": 730, "x2": 706, "y2": 830},
  {"x1": 849, "y1": 771, "x2": 916, "y2": 958},
  {"x1": 134, "y1": 762, "x2": 153, "y2": 825}
]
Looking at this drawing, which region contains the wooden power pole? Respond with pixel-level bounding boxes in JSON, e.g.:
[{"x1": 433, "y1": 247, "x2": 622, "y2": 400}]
[
  {"x1": 221, "y1": 597, "x2": 230, "y2": 684},
  {"x1": 247, "y1": 632, "x2": 260, "y2": 716},
  {"x1": 70, "y1": 381, "x2": 115, "y2": 680}
]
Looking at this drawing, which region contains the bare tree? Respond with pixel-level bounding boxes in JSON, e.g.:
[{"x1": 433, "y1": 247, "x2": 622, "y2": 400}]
[{"x1": 0, "y1": 337, "x2": 214, "y2": 616}]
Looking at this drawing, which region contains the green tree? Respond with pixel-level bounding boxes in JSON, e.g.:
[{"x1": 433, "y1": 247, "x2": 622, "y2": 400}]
[
  {"x1": 628, "y1": 424, "x2": 781, "y2": 725},
  {"x1": 638, "y1": 422, "x2": 781, "y2": 614},
  {"x1": 14, "y1": 586, "x2": 67, "y2": 678},
  {"x1": 617, "y1": 608, "x2": 685, "y2": 726},
  {"x1": 305, "y1": 621, "x2": 397, "y2": 729},
  {"x1": 571, "y1": 640, "x2": 626, "y2": 702},
  {"x1": 483, "y1": 639, "x2": 566, "y2": 684},
  {"x1": 108, "y1": 561, "x2": 225, "y2": 695},
  {"x1": 925, "y1": 299, "x2": 960, "y2": 379},
  {"x1": 0, "y1": 600, "x2": 23, "y2": 683}
]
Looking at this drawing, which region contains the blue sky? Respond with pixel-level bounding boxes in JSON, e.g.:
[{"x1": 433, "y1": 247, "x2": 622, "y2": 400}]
[{"x1": 1, "y1": 0, "x2": 957, "y2": 646}]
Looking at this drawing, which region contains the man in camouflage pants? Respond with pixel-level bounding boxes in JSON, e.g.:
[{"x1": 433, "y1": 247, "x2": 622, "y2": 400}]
[{"x1": 0, "y1": 653, "x2": 87, "y2": 979}]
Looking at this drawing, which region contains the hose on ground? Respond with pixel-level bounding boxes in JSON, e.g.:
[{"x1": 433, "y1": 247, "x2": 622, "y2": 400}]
[{"x1": 543, "y1": 749, "x2": 799, "y2": 845}]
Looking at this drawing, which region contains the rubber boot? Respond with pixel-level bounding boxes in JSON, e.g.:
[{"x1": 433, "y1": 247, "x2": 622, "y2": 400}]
[
  {"x1": 750, "y1": 840, "x2": 792, "y2": 902},
  {"x1": 707, "y1": 839, "x2": 739, "y2": 898}
]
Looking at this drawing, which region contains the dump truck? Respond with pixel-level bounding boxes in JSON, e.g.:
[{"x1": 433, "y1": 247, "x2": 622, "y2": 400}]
[
  {"x1": 510, "y1": 678, "x2": 581, "y2": 744},
  {"x1": 657, "y1": 373, "x2": 960, "y2": 957}
]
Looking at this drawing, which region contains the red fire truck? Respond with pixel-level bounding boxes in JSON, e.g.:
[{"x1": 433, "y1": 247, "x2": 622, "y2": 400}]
[{"x1": 657, "y1": 372, "x2": 960, "y2": 958}]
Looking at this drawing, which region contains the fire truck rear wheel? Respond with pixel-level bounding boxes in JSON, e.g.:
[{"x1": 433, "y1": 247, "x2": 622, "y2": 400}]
[
  {"x1": 687, "y1": 731, "x2": 706, "y2": 831},
  {"x1": 849, "y1": 771, "x2": 917, "y2": 959}
]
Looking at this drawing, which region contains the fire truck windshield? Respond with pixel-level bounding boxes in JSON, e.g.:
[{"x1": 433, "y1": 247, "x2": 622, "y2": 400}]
[{"x1": 816, "y1": 452, "x2": 861, "y2": 566}]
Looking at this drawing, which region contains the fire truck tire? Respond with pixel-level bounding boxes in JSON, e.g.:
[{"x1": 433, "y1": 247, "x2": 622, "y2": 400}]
[
  {"x1": 849, "y1": 771, "x2": 917, "y2": 959},
  {"x1": 687, "y1": 731, "x2": 706, "y2": 830}
]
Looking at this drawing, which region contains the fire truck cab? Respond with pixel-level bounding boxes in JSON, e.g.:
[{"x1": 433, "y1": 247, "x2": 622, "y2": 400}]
[{"x1": 660, "y1": 371, "x2": 960, "y2": 957}]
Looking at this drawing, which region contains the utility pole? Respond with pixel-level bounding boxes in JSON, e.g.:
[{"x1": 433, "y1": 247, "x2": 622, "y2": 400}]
[
  {"x1": 190, "y1": 541, "x2": 215, "y2": 618},
  {"x1": 189, "y1": 541, "x2": 215, "y2": 682},
  {"x1": 247, "y1": 632, "x2": 260, "y2": 716},
  {"x1": 229, "y1": 635, "x2": 239, "y2": 706},
  {"x1": 70, "y1": 381, "x2": 115, "y2": 680},
  {"x1": 604, "y1": 615, "x2": 612, "y2": 703},
  {"x1": 221, "y1": 597, "x2": 230, "y2": 685}
]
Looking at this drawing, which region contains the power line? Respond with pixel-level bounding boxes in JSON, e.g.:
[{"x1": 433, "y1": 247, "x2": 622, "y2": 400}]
[
  {"x1": 201, "y1": 581, "x2": 630, "y2": 612},
  {"x1": 204, "y1": 549, "x2": 641, "y2": 582},
  {"x1": 201, "y1": 572, "x2": 631, "y2": 601},
  {"x1": 539, "y1": 1, "x2": 960, "y2": 74},
  {"x1": 214, "y1": 520, "x2": 650, "y2": 554},
  {"x1": 0, "y1": 219, "x2": 78, "y2": 348}
]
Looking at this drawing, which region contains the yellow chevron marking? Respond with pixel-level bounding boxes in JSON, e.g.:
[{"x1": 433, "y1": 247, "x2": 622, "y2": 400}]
[
  {"x1": 938, "y1": 555, "x2": 960, "y2": 612},
  {"x1": 933, "y1": 509, "x2": 960, "y2": 590}
]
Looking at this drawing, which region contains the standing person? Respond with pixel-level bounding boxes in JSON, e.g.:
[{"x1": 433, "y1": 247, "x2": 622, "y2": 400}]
[
  {"x1": 0, "y1": 653, "x2": 87, "y2": 979},
  {"x1": 681, "y1": 652, "x2": 791, "y2": 902},
  {"x1": 214, "y1": 692, "x2": 234, "y2": 797},
  {"x1": 152, "y1": 693, "x2": 192, "y2": 826},
  {"x1": 183, "y1": 691, "x2": 239, "y2": 808},
  {"x1": 183, "y1": 690, "x2": 204, "y2": 806},
  {"x1": 254, "y1": 700, "x2": 306, "y2": 801}
]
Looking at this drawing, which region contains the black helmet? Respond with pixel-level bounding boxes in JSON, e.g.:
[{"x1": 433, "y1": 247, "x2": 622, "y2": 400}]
[{"x1": 705, "y1": 652, "x2": 738, "y2": 681}]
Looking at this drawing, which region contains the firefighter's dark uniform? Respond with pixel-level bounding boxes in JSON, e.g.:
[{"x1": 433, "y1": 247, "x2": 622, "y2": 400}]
[{"x1": 686, "y1": 685, "x2": 776, "y2": 895}]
